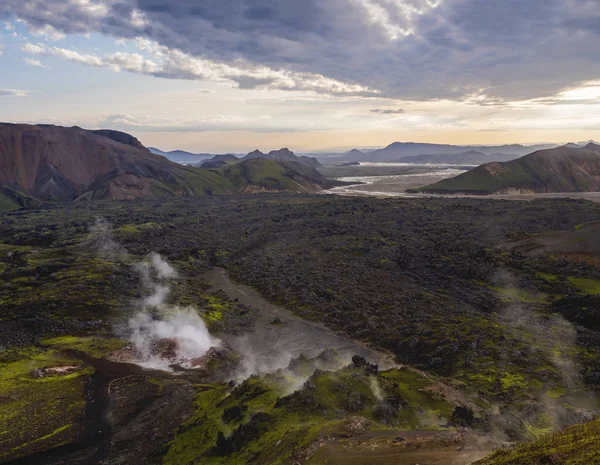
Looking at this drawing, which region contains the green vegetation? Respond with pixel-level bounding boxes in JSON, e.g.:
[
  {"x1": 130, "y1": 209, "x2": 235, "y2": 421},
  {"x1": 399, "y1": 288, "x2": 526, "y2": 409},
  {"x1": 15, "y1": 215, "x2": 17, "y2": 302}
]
[
  {"x1": 163, "y1": 363, "x2": 457, "y2": 465},
  {"x1": 2, "y1": 195, "x2": 600, "y2": 464},
  {"x1": 537, "y1": 272, "x2": 600, "y2": 295},
  {"x1": 41, "y1": 335, "x2": 127, "y2": 358},
  {"x1": 484, "y1": 283, "x2": 549, "y2": 303},
  {"x1": 567, "y1": 277, "x2": 600, "y2": 295},
  {"x1": 222, "y1": 158, "x2": 317, "y2": 192},
  {"x1": 538, "y1": 272, "x2": 558, "y2": 281},
  {"x1": 477, "y1": 418, "x2": 600, "y2": 465},
  {"x1": 0, "y1": 184, "x2": 39, "y2": 211},
  {"x1": 0, "y1": 347, "x2": 91, "y2": 461},
  {"x1": 574, "y1": 220, "x2": 600, "y2": 230},
  {"x1": 412, "y1": 147, "x2": 600, "y2": 194},
  {"x1": 413, "y1": 162, "x2": 536, "y2": 194},
  {"x1": 117, "y1": 222, "x2": 160, "y2": 234}
]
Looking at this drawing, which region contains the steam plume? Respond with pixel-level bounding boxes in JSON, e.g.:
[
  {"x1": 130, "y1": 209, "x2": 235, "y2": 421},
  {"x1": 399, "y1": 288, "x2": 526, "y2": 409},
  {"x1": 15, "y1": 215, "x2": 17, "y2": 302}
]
[{"x1": 126, "y1": 253, "x2": 218, "y2": 370}]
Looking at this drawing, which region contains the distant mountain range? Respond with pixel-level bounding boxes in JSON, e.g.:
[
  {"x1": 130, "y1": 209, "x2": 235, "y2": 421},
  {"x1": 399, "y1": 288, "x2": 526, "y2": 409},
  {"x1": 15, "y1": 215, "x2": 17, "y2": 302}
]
[
  {"x1": 200, "y1": 148, "x2": 322, "y2": 170},
  {"x1": 147, "y1": 147, "x2": 215, "y2": 163},
  {"x1": 0, "y1": 124, "x2": 337, "y2": 210},
  {"x1": 411, "y1": 143, "x2": 600, "y2": 194},
  {"x1": 150, "y1": 140, "x2": 596, "y2": 167},
  {"x1": 395, "y1": 150, "x2": 520, "y2": 165},
  {"x1": 341, "y1": 142, "x2": 558, "y2": 163},
  {"x1": 199, "y1": 154, "x2": 240, "y2": 169}
]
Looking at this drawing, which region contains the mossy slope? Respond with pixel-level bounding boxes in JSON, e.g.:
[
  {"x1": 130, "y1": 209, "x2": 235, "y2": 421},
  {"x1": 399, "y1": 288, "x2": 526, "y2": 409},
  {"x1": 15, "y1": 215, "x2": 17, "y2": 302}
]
[
  {"x1": 413, "y1": 146, "x2": 600, "y2": 194},
  {"x1": 163, "y1": 362, "x2": 458, "y2": 465},
  {"x1": 476, "y1": 418, "x2": 600, "y2": 465}
]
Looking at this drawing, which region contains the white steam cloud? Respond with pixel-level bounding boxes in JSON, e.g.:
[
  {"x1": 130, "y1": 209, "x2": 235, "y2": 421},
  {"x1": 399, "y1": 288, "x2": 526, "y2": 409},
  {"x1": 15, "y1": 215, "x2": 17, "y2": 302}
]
[
  {"x1": 128, "y1": 309, "x2": 216, "y2": 370},
  {"x1": 126, "y1": 253, "x2": 219, "y2": 371},
  {"x1": 89, "y1": 218, "x2": 128, "y2": 256}
]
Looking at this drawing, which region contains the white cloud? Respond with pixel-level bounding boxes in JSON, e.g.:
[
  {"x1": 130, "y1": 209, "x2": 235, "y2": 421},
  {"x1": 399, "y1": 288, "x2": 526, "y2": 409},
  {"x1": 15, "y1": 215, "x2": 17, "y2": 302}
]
[
  {"x1": 6, "y1": 0, "x2": 600, "y2": 102},
  {"x1": 98, "y1": 113, "x2": 258, "y2": 132},
  {"x1": 47, "y1": 46, "x2": 103, "y2": 67},
  {"x1": 355, "y1": 0, "x2": 410, "y2": 39},
  {"x1": 21, "y1": 43, "x2": 46, "y2": 54},
  {"x1": 0, "y1": 89, "x2": 29, "y2": 97},
  {"x1": 23, "y1": 58, "x2": 47, "y2": 68},
  {"x1": 30, "y1": 24, "x2": 66, "y2": 41},
  {"x1": 21, "y1": 40, "x2": 380, "y2": 96}
]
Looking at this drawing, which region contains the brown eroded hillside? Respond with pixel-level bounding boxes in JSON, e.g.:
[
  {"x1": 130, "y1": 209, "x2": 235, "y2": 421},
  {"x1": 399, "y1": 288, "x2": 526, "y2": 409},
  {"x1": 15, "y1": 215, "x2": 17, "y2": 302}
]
[
  {"x1": 0, "y1": 123, "x2": 341, "y2": 209},
  {"x1": 0, "y1": 123, "x2": 236, "y2": 203}
]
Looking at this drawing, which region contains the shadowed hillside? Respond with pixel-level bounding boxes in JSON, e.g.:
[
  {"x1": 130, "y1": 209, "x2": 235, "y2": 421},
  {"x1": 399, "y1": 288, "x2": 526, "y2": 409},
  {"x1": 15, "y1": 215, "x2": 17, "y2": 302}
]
[
  {"x1": 412, "y1": 145, "x2": 600, "y2": 194},
  {"x1": 476, "y1": 418, "x2": 600, "y2": 465}
]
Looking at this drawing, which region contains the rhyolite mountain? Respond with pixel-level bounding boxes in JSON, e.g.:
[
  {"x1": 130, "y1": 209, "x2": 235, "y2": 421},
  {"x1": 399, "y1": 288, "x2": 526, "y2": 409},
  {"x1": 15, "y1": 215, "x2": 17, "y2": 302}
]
[
  {"x1": 412, "y1": 144, "x2": 600, "y2": 194},
  {"x1": 91, "y1": 130, "x2": 148, "y2": 150},
  {"x1": 222, "y1": 158, "x2": 340, "y2": 194},
  {"x1": 0, "y1": 123, "x2": 234, "y2": 204},
  {"x1": 0, "y1": 123, "x2": 335, "y2": 209},
  {"x1": 242, "y1": 147, "x2": 322, "y2": 169}
]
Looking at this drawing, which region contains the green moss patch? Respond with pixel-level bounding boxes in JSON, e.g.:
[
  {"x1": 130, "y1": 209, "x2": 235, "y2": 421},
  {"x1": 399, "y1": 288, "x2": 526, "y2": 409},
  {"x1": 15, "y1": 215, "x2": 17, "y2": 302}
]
[
  {"x1": 567, "y1": 277, "x2": 600, "y2": 295},
  {"x1": 117, "y1": 222, "x2": 160, "y2": 234},
  {"x1": 484, "y1": 284, "x2": 548, "y2": 304},
  {"x1": 477, "y1": 418, "x2": 600, "y2": 465},
  {"x1": 41, "y1": 335, "x2": 126, "y2": 358},
  {"x1": 163, "y1": 363, "x2": 458, "y2": 465},
  {"x1": 0, "y1": 347, "x2": 91, "y2": 461}
]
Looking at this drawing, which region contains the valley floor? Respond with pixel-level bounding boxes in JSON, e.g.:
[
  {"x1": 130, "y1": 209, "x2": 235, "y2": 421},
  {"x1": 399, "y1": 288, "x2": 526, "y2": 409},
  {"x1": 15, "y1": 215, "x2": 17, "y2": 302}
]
[{"x1": 1, "y1": 194, "x2": 600, "y2": 464}]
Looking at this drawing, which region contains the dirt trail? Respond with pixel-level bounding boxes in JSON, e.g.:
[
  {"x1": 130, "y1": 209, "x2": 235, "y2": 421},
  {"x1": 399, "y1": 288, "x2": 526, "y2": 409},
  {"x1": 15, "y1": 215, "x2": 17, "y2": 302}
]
[
  {"x1": 313, "y1": 430, "x2": 492, "y2": 465},
  {"x1": 205, "y1": 267, "x2": 397, "y2": 373}
]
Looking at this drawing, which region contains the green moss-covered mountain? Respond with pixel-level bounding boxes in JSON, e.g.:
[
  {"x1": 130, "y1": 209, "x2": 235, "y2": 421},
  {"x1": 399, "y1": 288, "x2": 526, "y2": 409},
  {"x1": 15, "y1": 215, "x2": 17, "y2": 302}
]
[
  {"x1": 0, "y1": 123, "x2": 335, "y2": 210},
  {"x1": 412, "y1": 144, "x2": 600, "y2": 194},
  {"x1": 221, "y1": 158, "x2": 336, "y2": 193}
]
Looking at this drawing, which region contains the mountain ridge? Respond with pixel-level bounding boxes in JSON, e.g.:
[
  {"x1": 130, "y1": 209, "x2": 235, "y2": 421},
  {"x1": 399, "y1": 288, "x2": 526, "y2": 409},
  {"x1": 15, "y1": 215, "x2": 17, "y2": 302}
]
[
  {"x1": 397, "y1": 150, "x2": 521, "y2": 165},
  {"x1": 0, "y1": 124, "x2": 335, "y2": 209},
  {"x1": 342, "y1": 142, "x2": 558, "y2": 162},
  {"x1": 242, "y1": 147, "x2": 322, "y2": 169},
  {"x1": 411, "y1": 146, "x2": 600, "y2": 194}
]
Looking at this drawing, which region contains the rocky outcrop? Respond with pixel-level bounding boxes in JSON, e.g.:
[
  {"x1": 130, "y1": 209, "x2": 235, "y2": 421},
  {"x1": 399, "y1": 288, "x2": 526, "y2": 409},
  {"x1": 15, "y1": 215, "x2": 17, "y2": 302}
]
[{"x1": 91, "y1": 129, "x2": 148, "y2": 150}]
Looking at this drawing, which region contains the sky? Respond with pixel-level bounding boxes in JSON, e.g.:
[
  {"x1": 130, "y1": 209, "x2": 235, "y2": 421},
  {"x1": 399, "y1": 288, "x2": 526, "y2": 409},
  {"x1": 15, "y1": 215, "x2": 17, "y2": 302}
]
[{"x1": 0, "y1": 0, "x2": 599, "y2": 153}]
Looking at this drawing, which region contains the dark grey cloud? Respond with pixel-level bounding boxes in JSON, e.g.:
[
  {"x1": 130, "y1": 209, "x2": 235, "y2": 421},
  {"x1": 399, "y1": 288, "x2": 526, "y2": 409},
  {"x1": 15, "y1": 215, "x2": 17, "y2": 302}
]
[
  {"x1": 563, "y1": 16, "x2": 600, "y2": 34},
  {"x1": 3, "y1": 0, "x2": 600, "y2": 101},
  {"x1": 370, "y1": 109, "x2": 405, "y2": 114}
]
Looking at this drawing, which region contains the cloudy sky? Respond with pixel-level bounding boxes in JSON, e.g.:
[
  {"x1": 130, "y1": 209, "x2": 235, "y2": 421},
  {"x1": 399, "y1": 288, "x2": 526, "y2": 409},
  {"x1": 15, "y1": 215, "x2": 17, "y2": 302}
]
[{"x1": 1, "y1": 0, "x2": 599, "y2": 152}]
